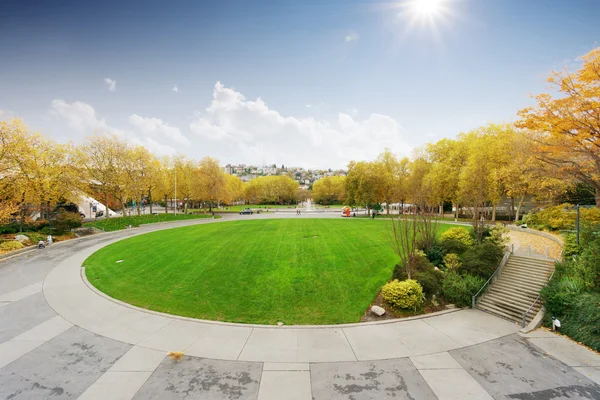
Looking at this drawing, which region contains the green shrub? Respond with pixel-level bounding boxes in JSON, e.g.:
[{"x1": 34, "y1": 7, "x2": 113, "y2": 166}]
[
  {"x1": 392, "y1": 263, "x2": 408, "y2": 281},
  {"x1": 442, "y1": 272, "x2": 486, "y2": 307},
  {"x1": 460, "y1": 242, "x2": 504, "y2": 279},
  {"x1": 382, "y1": 279, "x2": 424, "y2": 310},
  {"x1": 392, "y1": 254, "x2": 434, "y2": 281},
  {"x1": 541, "y1": 275, "x2": 586, "y2": 316},
  {"x1": 547, "y1": 292, "x2": 600, "y2": 352},
  {"x1": 486, "y1": 223, "x2": 509, "y2": 246},
  {"x1": 441, "y1": 227, "x2": 474, "y2": 247},
  {"x1": 0, "y1": 241, "x2": 25, "y2": 251},
  {"x1": 414, "y1": 269, "x2": 444, "y2": 300},
  {"x1": 52, "y1": 210, "x2": 82, "y2": 233},
  {"x1": 443, "y1": 253, "x2": 461, "y2": 270},
  {"x1": 425, "y1": 244, "x2": 446, "y2": 268}
]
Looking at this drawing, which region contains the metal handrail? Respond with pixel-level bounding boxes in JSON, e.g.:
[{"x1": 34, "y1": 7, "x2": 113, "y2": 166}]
[
  {"x1": 471, "y1": 250, "x2": 511, "y2": 309},
  {"x1": 520, "y1": 251, "x2": 561, "y2": 328}
]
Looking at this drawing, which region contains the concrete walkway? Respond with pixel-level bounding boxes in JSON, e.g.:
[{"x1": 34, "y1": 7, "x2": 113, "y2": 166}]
[{"x1": 1, "y1": 215, "x2": 599, "y2": 399}]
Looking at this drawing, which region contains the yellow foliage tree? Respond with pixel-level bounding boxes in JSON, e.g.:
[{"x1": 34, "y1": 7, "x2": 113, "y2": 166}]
[{"x1": 518, "y1": 47, "x2": 600, "y2": 207}]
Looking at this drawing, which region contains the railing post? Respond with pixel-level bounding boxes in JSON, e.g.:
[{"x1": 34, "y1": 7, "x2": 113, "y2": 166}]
[
  {"x1": 522, "y1": 312, "x2": 526, "y2": 328},
  {"x1": 472, "y1": 295, "x2": 475, "y2": 309}
]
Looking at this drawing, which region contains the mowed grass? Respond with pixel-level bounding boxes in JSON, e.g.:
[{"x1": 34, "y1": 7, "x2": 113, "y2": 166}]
[{"x1": 85, "y1": 219, "x2": 454, "y2": 325}]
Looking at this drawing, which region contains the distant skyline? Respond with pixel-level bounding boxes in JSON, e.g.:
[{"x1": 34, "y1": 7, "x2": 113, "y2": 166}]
[{"x1": 1, "y1": 0, "x2": 599, "y2": 168}]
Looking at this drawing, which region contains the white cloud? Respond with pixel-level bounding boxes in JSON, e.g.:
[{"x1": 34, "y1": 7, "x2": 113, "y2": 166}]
[
  {"x1": 129, "y1": 114, "x2": 190, "y2": 145},
  {"x1": 305, "y1": 104, "x2": 312, "y2": 108},
  {"x1": 172, "y1": 85, "x2": 179, "y2": 93},
  {"x1": 50, "y1": 99, "x2": 108, "y2": 132},
  {"x1": 104, "y1": 78, "x2": 116, "y2": 92},
  {"x1": 345, "y1": 33, "x2": 359, "y2": 42},
  {"x1": 49, "y1": 99, "x2": 176, "y2": 155},
  {"x1": 189, "y1": 82, "x2": 411, "y2": 168}
]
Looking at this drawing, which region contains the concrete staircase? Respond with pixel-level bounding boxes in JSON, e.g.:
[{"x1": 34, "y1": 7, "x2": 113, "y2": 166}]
[{"x1": 477, "y1": 255, "x2": 555, "y2": 325}]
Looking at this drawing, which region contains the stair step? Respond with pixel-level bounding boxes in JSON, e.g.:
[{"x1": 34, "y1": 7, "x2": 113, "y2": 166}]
[
  {"x1": 487, "y1": 286, "x2": 539, "y2": 303},
  {"x1": 477, "y1": 302, "x2": 532, "y2": 324},
  {"x1": 478, "y1": 299, "x2": 533, "y2": 321},
  {"x1": 491, "y1": 281, "x2": 543, "y2": 296},
  {"x1": 504, "y1": 266, "x2": 553, "y2": 275},
  {"x1": 481, "y1": 293, "x2": 540, "y2": 313},
  {"x1": 499, "y1": 272, "x2": 550, "y2": 284},
  {"x1": 492, "y1": 279, "x2": 546, "y2": 293},
  {"x1": 505, "y1": 262, "x2": 553, "y2": 271},
  {"x1": 507, "y1": 260, "x2": 554, "y2": 269}
]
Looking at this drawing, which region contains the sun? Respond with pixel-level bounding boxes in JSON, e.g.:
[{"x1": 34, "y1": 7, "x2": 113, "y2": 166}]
[{"x1": 412, "y1": 0, "x2": 443, "y2": 16}]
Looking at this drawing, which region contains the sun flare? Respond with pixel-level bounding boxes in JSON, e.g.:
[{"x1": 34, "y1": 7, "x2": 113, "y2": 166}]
[{"x1": 412, "y1": 0, "x2": 443, "y2": 16}]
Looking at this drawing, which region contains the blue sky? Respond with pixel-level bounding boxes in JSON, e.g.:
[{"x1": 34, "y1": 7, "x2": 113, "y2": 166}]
[{"x1": 1, "y1": 0, "x2": 598, "y2": 168}]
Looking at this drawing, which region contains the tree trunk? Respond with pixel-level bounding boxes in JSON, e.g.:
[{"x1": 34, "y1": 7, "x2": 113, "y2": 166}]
[
  {"x1": 509, "y1": 197, "x2": 514, "y2": 222},
  {"x1": 149, "y1": 190, "x2": 153, "y2": 214},
  {"x1": 454, "y1": 203, "x2": 458, "y2": 221},
  {"x1": 491, "y1": 204, "x2": 496, "y2": 222},
  {"x1": 515, "y1": 195, "x2": 525, "y2": 223},
  {"x1": 439, "y1": 204, "x2": 443, "y2": 217},
  {"x1": 596, "y1": 185, "x2": 600, "y2": 207},
  {"x1": 105, "y1": 192, "x2": 110, "y2": 218}
]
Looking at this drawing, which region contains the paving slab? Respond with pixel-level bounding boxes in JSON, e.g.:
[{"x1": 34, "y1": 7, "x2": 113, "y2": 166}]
[
  {"x1": 388, "y1": 319, "x2": 462, "y2": 354},
  {"x1": 238, "y1": 328, "x2": 298, "y2": 362},
  {"x1": 10, "y1": 315, "x2": 72, "y2": 342},
  {"x1": 0, "y1": 281, "x2": 42, "y2": 302},
  {"x1": 310, "y1": 358, "x2": 437, "y2": 399},
  {"x1": 409, "y1": 351, "x2": 463, "y2": 370},
  {"x1": 185, "y1": 324, "x2": 253, "y2": 360},
  {"x1": 575, "y1": 367, "x2": 600, "y2": 385},
  {"x1": 297, "y1": 328, "x2": 356, "y2": 362},
  {"x1": 0, "y1": 326, "x2": 131, "y2": 399},
  {"x1": 78, "y1": 371, "x2": 153, "y2": 400},
  {"x1": 423, "y1": 309, "x2": 518, "y2": 347},
  {"x1": 109, "y1": 346, "x2": 167, "y2": 372},
  {"x1": 342, "y1": 324, "x2": 411, "y2": 361},
  {"x1": 528, "y1": 336, "x2": 600, "y2": 367},
  {"x1": 132, "y1": 356, "x2": 262, "y2": 400},
  {"x1": 0, "y1": 339, "x2": 45, "y2": 369},
  {"x1": 451, "y1": 334, "x2": 600, "y2": 399},
  {"x1": 0, "y1": 292, "x2": 57, "y2": 343},
  {"x1": 257, "y1": 371, "x2": 311, "y2": 400},
  {"x1": 419, "y1": 368, "x2": 494, "y2": 400},
  {"x1": 138, "y1": 319, "x2": 204, "y2": 352}
]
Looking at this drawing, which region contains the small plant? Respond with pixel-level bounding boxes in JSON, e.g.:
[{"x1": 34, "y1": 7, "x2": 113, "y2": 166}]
[
  {"x1": 460, "y1": 242, "x2": 504, "y2": 279},
  {"x1": 0, "y1": 241, "x2": 25, "y2": 251},
  {"x1": 443, "y1": 253, "x2": 461, "y2": 270},
  {"x1": 381, "y1": 279, "x2": 424, "y2": 310},
  {"x1": 414, "y1": 269, "x2": 444, "y2": 300},
  {"x1": 486, "y1": 223, "x2": 509, "y2": 246}
]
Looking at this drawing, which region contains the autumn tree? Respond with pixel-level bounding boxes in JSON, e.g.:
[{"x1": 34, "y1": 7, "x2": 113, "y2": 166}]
[
  {"x1": 196, "y1": 157, "x2": 226, "y2": 211},
  {"x1": 518, "y1": 47, "x2": 600, "y2": 207},
  {"x1": 312, "y1": 176, "x2": 346, "y2": 205}
]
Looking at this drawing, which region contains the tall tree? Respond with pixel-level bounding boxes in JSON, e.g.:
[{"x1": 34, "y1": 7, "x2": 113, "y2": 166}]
[{"x1": 518, "y1": 47, "x2": 600, "y2": 207}]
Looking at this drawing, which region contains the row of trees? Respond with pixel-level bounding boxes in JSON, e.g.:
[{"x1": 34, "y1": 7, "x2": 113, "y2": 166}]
[
  {"x1": 313, "y1": 124, "x2": 560, "y2": 222},
  {"x1": 312, "y1": 47, "x2": 600, "y2": 216},
  {"x1": 0, "y1": 120, "x2": 306, "y2": 223}
]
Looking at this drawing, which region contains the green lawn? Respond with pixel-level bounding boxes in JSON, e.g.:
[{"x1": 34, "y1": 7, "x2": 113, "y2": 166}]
[
  {"x1": 85, "y1": 219, "x2": 454, "y2": 325},
  {"x1": 84, "y1": 213, "x2": 218, "y2": 232}
]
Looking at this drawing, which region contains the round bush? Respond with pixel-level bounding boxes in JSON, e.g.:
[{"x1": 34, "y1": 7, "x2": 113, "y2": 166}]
[
  {"x1": 443, "y1": 253, "x2": 461, "y2": 270},
  {"x1": 414, "y1": 269, "x2": 444, "y2": 300},
  {"x1": 0, "y1": 241, "x2": 25, "y2": 251},
  {"x1": 381, "y1": 279, "x2": 424, "y2": 310},
  {"x1": 441, "y1": 227, "x2": 474, "y2": 247}
]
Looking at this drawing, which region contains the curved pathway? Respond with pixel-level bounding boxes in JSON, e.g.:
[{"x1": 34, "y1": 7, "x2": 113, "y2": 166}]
[{"x1": 1, "y1": 214, "x2": 599, "y2": 399}]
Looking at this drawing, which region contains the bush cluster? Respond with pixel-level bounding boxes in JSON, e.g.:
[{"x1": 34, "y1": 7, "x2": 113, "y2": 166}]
[
  {"x1": 442, "y1": 272, "x2": 486, "y2": 307},
  {"x1": 524, "y1": 204, "x2": 600, "y2": 231},
  {"x1": 381, "y1": 279, "x2": 424, "y2": 310},
  {"x1": 0, "y1": 221, "x2": 50, "y2": 235},
  {"x1": 0, "y1": 241, "x2": 25, "y2": 251},
  {"x1": 541, "y1": 224, "x2": 600, "y2": 352}
]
